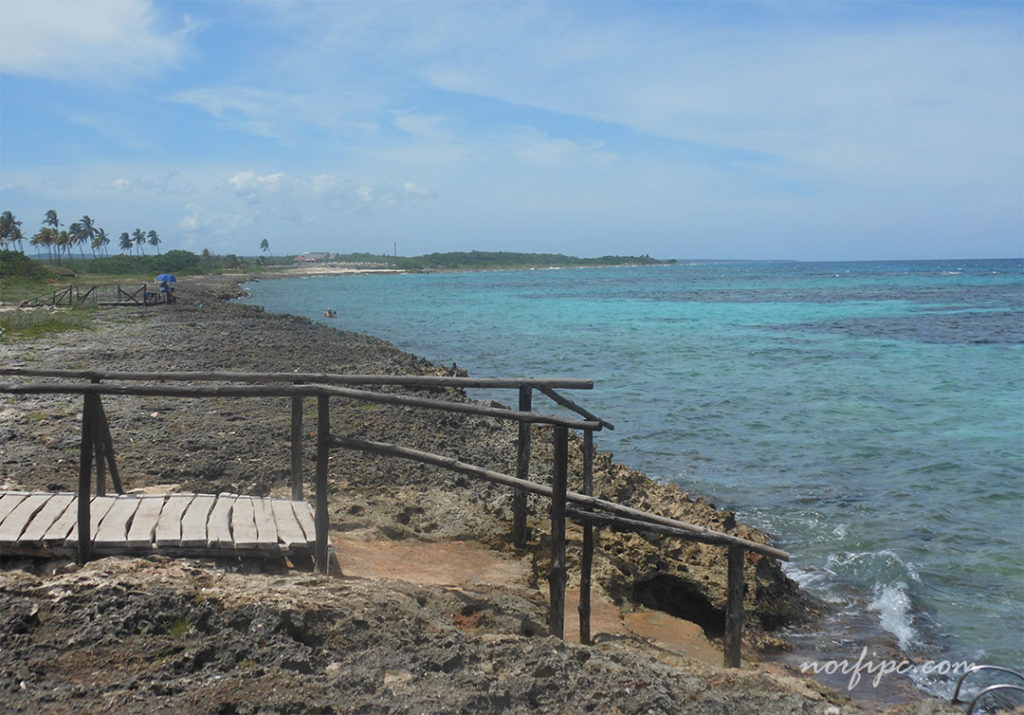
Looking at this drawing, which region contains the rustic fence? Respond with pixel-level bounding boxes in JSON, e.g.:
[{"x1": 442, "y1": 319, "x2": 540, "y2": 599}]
[
  {"x1": 21, "y1": 284, "x2": 173, "y2": 308},
  {"x1": 0, "y1": 367, "x2": 789, "y2": 667}
]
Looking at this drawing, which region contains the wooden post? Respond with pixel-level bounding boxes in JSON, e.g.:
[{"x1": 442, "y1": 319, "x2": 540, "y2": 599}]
[
  {"x1": 513, "y1": 385, "x2": 532, "y2": 548},
  {"x1": 724, "y1": 545, "x2": 745, "y2": 668},
  {"x1": 78, "y1": 393, "x2": 97, "y2": 564},
  {"x1": 549, "y1": 425, "x2": 568, "y2": 638},
  {"x1": 90, "y1": 379, "x2": 105, "y2": 496},
  {"x1": 290, "y1": 389, "x2": 304, "y2": 500},
  {"x1": 96, "y1": 400, "x2": 123, "y2": 494},
  {"x1": 578, "y1": 428, "x2": 595, "y2": 645},
  {"x1": 314, "y1": 395, "x2": 330, "y2": 574}
]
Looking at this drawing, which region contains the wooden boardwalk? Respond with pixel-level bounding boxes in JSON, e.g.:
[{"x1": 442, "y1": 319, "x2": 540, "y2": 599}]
[{"x1": 0, "y1": 491, "x2": 316, "y2": 560}]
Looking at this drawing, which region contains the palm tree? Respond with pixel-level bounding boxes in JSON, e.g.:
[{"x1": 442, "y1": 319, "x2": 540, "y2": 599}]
[
  {"x1": 147, "y1": 230, "x2": 161, "y2": 254},
  {"x1": 132, "y1": 228, "x2": 146, "y2": 256},
  {"x1": 79, "y1": 215, "x2": 96, "y2": 257},
  {"x1": 57, "y1": 230, "x2": 72, "y2": 262},
  {"x1": 260, "y1": 238, "x2": 271, "y2": 257},
  {"x1": 30, "y1": 228, "x2": 53, "y2": 259},
  {"x1": 119, "y1": 231, "x2": 133, "y2": 254},
  {"x1": 42, "y1": 210, "x2": 61, "y2": 261},
  {"x1": 2, "y1": 211, "x2": 25, "y2": 253},
  {"x1": 68, "y1": 222, "x2": 86, "y2": 258},
  {"x1": 93, "y1": 228, "x2": 110, "y2": 256},
  {"x1": 0, "y1": 211, "x2": 22, "y2": 252}
]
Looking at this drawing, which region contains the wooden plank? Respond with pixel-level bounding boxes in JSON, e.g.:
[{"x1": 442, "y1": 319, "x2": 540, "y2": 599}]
[
  {"x1": 154, "y1": 494, "x2": 194, "y2": 547},
  {"x1": 232, "y1": 496, "x2": 259, "y2": 549},
  {"x1": 126, "y1": 496, "x2": 165, "y2": 549},
  {"x1": 292, "y1": 501, "x2": 316, "y2": 543},
  {"x1": 0, "y1": 493, "x2": 51, "y2": 541},
  {"x1": 94, "y1": 496, "x2": 140, "y2": 546},
  {"x1": 66, "y1": 496, "x2": 116, "y2": 547},
  {"x1": 19, "y1": 493, "x2": 75, "y2": 543},
  {"x1": 207, "y1": 494, "x2": 235, "y2": 548},
  {"x1": 271, "y1": 499, "x2": 308, "y2": 549},
  {"x1": 0, "y1": 491, "x2": 29, "y2": 524},
  {"x1": 252, "y1": 498, "x2": 279, "y2": 549},
  {"x1": 179, "y1": 494, "x2": 216, "y2": 548},
  {"x1": 43, "y1": 495, "x2": 86, "y2": 543}
]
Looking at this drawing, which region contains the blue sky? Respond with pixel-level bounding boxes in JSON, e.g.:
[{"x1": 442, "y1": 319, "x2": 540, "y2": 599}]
[{"x1": 1, "y1": 1, "x2": 1021, "y2": 260}]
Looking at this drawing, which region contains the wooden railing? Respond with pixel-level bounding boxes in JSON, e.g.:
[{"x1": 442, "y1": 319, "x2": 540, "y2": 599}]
[
  {"x1": 22, "y1": 284, "x2": 96, "y2": 307},
  {"x1": 0, "y1": 367, "x2": 790, "y2": 667},
  {"x1": 20, "y1": 284, "x2": 174, "y2": 308}
]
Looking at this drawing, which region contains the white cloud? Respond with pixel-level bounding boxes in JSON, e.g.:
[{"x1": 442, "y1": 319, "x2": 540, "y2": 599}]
[
  {"x1": 169, "y1": 88, "x2": 308, "y2": 139},
  {"x1": 0, "y1": 0, "x2": 196, "y2": 84},
  {"x1": 178, "y1": 203, "x2": 250, "y2": 237},
  {"x1": 110, "y1": 172, "x2": 193, "y2": 195},
  {"x1": 227, "y1": 171, "x2": 287, "y2": 203},
  {"x1": 224, "y1": 171, "x2": 436, "y2": 218}
]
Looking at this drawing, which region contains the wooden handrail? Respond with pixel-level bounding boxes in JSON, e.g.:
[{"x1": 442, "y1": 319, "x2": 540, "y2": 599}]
[
  {"x1": 329, "y1": 433, "x2": 789, "y2": 561},
  {"x1": 0, "y1": 381, "x2": 603, "y2": 431},
  {"x1": 0, "y1": 368, "x2": 594, "y2": 390}
]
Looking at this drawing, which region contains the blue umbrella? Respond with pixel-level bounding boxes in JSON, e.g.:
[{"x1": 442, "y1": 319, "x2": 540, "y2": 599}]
[{"x1": 155, "y1": 274, "x2": 177, "y2": 282}]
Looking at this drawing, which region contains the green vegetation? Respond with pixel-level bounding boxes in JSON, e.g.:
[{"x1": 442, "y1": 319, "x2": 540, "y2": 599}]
[
  {"x1": 0, "y1": 305, "x2": 96, "y2": 342},
  {"x1": 0, "y1": 249, "x2": 49, "y2": 281},
  {"x1": 165, "y1": 617, "x2": 190, "y2": 639},
  {"x1": 331, "y1": 250, "x2": 674, "y2": 270}
]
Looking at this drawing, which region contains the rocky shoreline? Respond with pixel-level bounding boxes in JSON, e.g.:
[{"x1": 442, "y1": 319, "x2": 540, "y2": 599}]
[{"x1": 0, "y1": 274, "x2": 959, "y2": 713}]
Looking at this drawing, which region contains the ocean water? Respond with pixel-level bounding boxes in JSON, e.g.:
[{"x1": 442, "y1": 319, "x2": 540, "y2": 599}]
[{"x1": 240, "y1": 259, "x2": 1023, "y2": 701}]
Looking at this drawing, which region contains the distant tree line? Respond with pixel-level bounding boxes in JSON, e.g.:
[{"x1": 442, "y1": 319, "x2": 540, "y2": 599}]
[
  {"x1": 330, "y1": 250, "x2": 674, "y2": 270},
  {"x1": 0, "y1": 209, "x2": 161, "y2": 262}
]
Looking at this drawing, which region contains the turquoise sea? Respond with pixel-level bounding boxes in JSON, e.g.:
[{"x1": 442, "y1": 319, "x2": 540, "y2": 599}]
[{"x1": 240, "y1": 259, "x2": 1023, "y2": 701}]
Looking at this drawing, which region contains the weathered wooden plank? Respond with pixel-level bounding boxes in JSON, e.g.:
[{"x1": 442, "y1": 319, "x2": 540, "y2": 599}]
[
  {"x1": 94, "y1": 496, "x2": 140, "y2": 546},
  {"x1": 252, "y1": 498, "x2": 279, "y2": 549},
  {"x1": 43, "y1": 495, "x2": 86, "y2": 543},
  {"x1": 0, "y1": 493, "x2": 51, "y2": 541},
  {"x1": 271, "y1": 499, "x2": 308, "y2": 548},
  {"x1": 180, "y1": 494, "x2": 216, "y2": 548},
  {"x1": 19, "y1": 493, "x2": 75, "y2": 543},
  {"x1": 232, "y1": 496, "x2": 259, "y2": 549},
  {"x1": 154, "y1": 494, "x2": 195, "y2": 547},
  {"x1": 66, "y1": 496, "x2": 116, "y2": 546},
  {"x1": 206, "y1": 494, "x2": 235, "y2": 548},
  {"x1": 0, "y1": 492, "x2": 29, "y2": 524},
  {"x1": 292, "y1": 501, "x2": 316, "y2": 544},
  {"x1": 126, "y1": 495, "x2": 165, "y2": 548}
]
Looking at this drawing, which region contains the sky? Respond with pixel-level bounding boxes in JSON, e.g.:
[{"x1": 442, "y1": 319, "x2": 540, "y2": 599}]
[{"x1": 0, "y1": 1, "x2": 1021, "y2": 261}]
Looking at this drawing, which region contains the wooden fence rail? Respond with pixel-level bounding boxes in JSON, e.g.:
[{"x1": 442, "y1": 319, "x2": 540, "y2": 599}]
[{"x1": 0, "y1": 369, "x2": 788, "y2": 668}]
